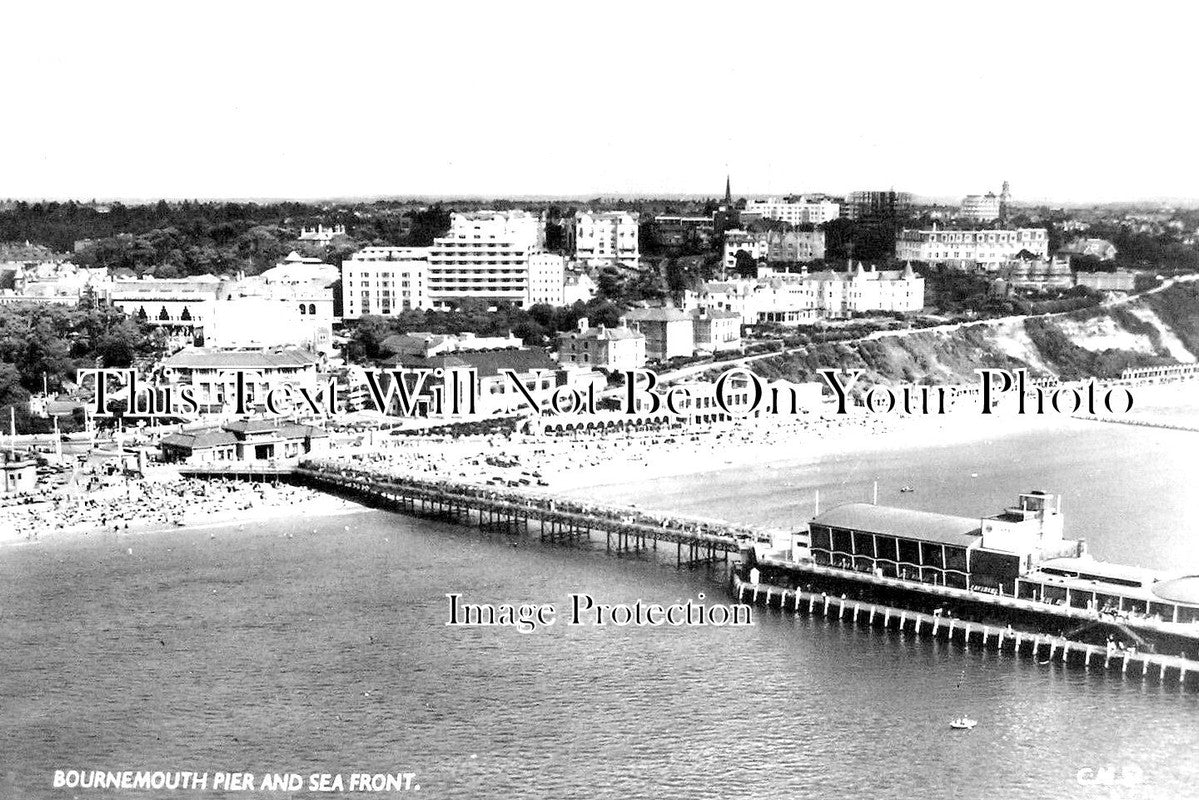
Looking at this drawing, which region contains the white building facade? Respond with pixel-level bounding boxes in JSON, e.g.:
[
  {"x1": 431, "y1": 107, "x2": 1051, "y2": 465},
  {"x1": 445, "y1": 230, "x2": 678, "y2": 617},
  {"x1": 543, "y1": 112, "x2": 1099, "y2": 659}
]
[
  {"x1": 742, "y1": 197, "x2": 840, "y2": 226},
  {"x1": 959, "y1": 194, "x2": 1001, "y2": 222},
  {"x1": 107, "y1": 276, "x2": 226, "y2": 345},
  {"x1": 691, "y1": 263, "x2": 923, "y2": 324},
  {"x1": 528, "y1": 253, "x2": 566, "y2": 306},
  {"x1": 340, "y1": 246, "x2": 431, "y2": 319},
  {"x1": 895, "y1": 228, "x2": 1049, "y2": 268},
  {"x1": 426, "y1": 211, "x2": 564, "y2": 309},
  {"x1": 566, "y1": 210, "x2": 639, "y2": 267}
]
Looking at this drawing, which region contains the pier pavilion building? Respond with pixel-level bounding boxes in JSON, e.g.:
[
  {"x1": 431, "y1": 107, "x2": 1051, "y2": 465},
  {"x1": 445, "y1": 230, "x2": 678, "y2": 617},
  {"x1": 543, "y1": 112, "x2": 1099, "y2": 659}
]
[
  {"x1": 810, "y1": 491, "x2": 1074, "y2": 593},
  {"x1": 807, "y1": 491, "x2": 1199, "y2": 626}
]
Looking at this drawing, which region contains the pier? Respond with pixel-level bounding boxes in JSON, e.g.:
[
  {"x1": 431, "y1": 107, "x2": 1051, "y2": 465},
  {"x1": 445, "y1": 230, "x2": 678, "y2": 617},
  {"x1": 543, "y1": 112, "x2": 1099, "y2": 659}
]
[
  {"x1": 735, "y1": 574, "x2": 1199, "y2": 691},
  {"x1": 180, "y1": 462, "x2": 742, "y2": 569},
  {"x1": 179, "y1": 461, "x2": 1199, "y2": 691}
]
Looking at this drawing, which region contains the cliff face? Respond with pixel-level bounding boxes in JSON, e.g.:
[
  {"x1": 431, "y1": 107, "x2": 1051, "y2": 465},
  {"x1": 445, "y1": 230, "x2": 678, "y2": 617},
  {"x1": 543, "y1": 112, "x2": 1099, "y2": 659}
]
[{"x1": 749, "y1": 282, "x2": 1199, "y2": 387}]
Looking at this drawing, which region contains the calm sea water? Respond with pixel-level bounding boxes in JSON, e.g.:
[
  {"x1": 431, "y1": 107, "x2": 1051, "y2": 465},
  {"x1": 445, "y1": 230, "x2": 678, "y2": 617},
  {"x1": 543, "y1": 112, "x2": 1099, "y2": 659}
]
[{"x1": 2, "y1": 422, "x2": 1198, "y2": 800}]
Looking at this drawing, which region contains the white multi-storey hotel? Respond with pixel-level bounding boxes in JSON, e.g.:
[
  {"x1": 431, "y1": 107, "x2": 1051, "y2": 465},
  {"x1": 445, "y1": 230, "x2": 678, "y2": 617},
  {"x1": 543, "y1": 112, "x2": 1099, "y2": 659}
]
[
  {"x1": 895, "y1": 228, "x2": 1048, "y2": 268},
  {"x1": 566, "y1": 210, "x2": 639, "y2": 267},
  {"x1": 340, "y1": 211, "x2": 567, "y2": 317},
  {"x1": 742, "y1": 196, "x2": 840, "y2": 226},
  {"x1": 340, "y1": 246, "x2": 430, "y2": 318},
  {"x1": 426, "y1": 211, "x2": 563, "y2": 309}
]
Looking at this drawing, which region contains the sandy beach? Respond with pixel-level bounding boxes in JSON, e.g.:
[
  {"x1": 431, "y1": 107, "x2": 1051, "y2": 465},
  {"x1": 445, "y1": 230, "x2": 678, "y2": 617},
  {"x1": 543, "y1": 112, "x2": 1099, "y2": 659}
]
[
  {"x1": 0, "y1": 477, "x2": 366, "y2": 548},
  {"x1": 319, "y1": 400, "x2": 1101, "y2": 499}
]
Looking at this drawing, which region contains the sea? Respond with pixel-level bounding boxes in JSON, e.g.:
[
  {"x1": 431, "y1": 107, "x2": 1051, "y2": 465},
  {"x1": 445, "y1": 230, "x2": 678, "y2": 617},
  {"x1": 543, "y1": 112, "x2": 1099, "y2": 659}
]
[{"x1": 1, "y1": 421, "x2": 1197, "y2": 800}]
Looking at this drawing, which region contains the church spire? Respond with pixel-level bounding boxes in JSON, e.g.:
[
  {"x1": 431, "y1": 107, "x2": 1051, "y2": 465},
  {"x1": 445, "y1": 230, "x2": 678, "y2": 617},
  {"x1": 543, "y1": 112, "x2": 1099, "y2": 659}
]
[{"x1": 725, "y1": 174, "x2": 732, "y2": 206}]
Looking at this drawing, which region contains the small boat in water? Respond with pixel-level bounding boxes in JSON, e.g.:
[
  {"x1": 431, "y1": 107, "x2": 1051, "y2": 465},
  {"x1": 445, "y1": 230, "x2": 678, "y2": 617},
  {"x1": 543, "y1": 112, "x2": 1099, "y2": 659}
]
[
  {"x1": 949, "y1": 717, "x2": 977, "y2": 730},
  {"x1": 899, "y1": 486, "x2": 914, "y2": 493}
]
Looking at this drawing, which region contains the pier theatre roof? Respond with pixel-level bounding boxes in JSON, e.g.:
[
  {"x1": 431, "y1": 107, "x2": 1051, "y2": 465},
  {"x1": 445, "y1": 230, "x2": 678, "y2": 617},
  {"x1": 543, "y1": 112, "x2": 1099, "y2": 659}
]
[{"x1": 813, "y1": 503, "x2": 982, "y2": 546}]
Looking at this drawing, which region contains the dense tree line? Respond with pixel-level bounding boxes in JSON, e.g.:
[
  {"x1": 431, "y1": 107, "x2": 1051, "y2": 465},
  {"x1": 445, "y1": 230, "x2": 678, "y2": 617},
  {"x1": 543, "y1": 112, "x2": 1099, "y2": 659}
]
[
  {"x1": 0, "y1": 301, "x2": 163, "y2": 433},
  {"x1": 1082, "y1": 223, "x2": 1199, "y2": 272},
  {"x1": 0, "y1": 200, "x2": 439, "y2": 278}
]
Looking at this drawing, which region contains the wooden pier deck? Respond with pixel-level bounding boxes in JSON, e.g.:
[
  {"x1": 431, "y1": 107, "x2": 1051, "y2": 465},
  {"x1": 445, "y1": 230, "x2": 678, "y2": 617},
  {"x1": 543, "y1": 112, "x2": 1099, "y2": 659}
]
[
  {"x1": 178, "y1": 462, "x2": 744, "y2": 567},
  {"x1": 294, "y1": 464, "x2": 741, "y2": 567}
]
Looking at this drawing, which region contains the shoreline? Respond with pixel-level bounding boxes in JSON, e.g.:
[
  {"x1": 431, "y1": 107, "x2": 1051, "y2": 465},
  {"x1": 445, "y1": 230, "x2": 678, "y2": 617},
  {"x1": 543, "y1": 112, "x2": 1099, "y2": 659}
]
[
  {"x1": 0, "y1": 483, "x2": 369, "y2": 550},
  {"x1": 551, "y1": 411, "x2": 1096, "y2": 497}
]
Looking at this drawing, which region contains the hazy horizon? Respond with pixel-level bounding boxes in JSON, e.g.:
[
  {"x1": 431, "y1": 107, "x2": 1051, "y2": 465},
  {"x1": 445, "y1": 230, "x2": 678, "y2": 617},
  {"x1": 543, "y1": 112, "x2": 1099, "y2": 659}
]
[
  {"x1": 5, "y1": 194, "x2": 1199, "y2": 210},
  {"x1": 4, "y1": 1, "x2": 1197, "y2": 204}
]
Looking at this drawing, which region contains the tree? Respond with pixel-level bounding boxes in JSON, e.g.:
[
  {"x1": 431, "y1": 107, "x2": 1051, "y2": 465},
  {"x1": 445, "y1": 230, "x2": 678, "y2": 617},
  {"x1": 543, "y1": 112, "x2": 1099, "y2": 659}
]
[{"x1": 733, "y1": 250, "x2": 757, "y2": 278}]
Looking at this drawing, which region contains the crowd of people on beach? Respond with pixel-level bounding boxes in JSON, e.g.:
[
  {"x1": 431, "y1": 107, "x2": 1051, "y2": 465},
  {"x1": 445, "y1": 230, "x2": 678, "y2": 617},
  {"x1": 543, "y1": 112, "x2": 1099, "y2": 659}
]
[
  {"x1": 0, "y1": 477, "x2": 324, "y2": 542},
  {"x1": 317, "y1": 411, "x2": 901, "y2": 495}
]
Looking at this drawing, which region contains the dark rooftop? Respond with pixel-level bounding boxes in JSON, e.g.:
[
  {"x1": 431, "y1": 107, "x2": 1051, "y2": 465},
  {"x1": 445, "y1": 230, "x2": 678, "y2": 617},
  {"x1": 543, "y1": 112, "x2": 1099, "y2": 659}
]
[{"x1": 387, "y1": 348, "x2": 559, "y2": 378}]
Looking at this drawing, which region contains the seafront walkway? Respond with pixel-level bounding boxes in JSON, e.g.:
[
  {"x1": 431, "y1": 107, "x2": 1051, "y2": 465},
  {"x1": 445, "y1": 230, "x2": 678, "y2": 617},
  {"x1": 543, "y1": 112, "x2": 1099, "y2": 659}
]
[{"x1": 735, "y1": 573, "x2": 1199, "y2": 690}]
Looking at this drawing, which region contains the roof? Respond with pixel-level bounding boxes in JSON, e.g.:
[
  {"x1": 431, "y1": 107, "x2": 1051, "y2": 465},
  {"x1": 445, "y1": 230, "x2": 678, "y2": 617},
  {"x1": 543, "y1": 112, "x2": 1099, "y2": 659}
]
[
  {"x1": 222, "y1": 419, "x2": 328, "y2": 438},
  {"x1": 1038, "y1": 557, "x2": 1156, "y2": 586},
  {"x1": 223, "y1": 419, "x2": 283, "y2": 434},
  {"x1": 282, "y1": 251, "x2": 325, "y2": 264},
  {"x1": 161, "y1": 349, "x2": 320, "y2": 369},
  {"x1": 812, "y1": 503, "x2": 982, "y2": 546},
  {"x1": 390, "y1": 348, "x2": 558, "y2": 378},
  {"x1": 564, "y1": 325, "x2": 643, "y2": 342},
  {"x1": 624, "y1": 307, "x2": 692, "y2": 323},
  {"x1": 1152, "y1": 577, "x2": 1199, "y2": 606},
  {"x1": 690, "y1": 308, "x2": 740, "y2": 320},
  {"x1": 160, "y1": 429, "x2": 237, "y2": 449}
]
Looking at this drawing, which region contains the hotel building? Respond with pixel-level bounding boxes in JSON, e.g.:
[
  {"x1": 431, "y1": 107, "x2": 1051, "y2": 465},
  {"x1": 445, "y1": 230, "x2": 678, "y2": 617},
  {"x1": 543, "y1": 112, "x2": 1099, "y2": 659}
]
[
  {"x1": 741, "y1": 196, "x2": 840, "y2": 226},
  {"x1": 107, "y1": 276, "x2": 227, "y2": 346},
  {"x1": 895, "y1": 228, "x2": 1049, "y2": 268},
  {"x1": 340, "y1": 246, "x2": 431, "y2": 319},
  {"x1": 426, "y1": 211, "x2": 564, "y2": 309},
  {"x1": 566, "y1": 210, "x2": 640, "y2": 267},
  {"x1": 692, "y1": 263, "x2": 924, "y2": 324},
  {"x1": 959, "y1": 193, "x2": 1001, "y2": 222}
]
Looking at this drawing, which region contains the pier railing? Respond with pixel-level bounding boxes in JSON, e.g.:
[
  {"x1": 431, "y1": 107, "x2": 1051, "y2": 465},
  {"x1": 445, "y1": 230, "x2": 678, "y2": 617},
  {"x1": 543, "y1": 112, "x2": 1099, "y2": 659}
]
[{"x1": 292, "y1": 460, "x2": 744, "y2": 567}]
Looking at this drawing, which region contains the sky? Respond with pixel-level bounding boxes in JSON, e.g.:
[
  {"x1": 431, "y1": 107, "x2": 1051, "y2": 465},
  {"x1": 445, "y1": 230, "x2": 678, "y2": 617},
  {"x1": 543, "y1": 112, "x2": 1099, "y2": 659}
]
[{"x1": 4, "y1": 0, "x2": 1197, "y2": 204}]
